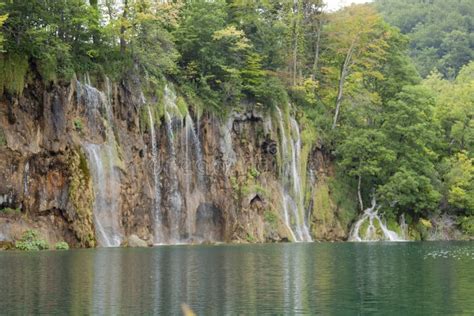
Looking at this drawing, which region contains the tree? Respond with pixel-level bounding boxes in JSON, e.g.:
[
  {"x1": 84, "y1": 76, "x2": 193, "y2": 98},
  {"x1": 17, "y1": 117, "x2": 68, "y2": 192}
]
[
  {"x1": 320, "y1": 5, "x2": 390, "y2": 129},
  {"x1": 337, "y1": 129, "x2": 395, "y2": 210},
  {"x1": 425, "y1": 62, "x2": 474, "y2": 155},
  {"x1": 1, "y1": 0, "x2": 100, "y2": 81},
  {"x1": 377, "y1": 86, "x2": 441, "y2": 216},
  {"x1": 375, "y1": 0, "x2": 474, "y2": 78},
  {"x1": 442, "y1": 152, "x2": 474, "y2": 214}
]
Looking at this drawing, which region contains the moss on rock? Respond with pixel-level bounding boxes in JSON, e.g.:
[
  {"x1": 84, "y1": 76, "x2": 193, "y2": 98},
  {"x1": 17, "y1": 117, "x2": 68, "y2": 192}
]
[{"x1": 67, "y1": 148, "x2": 96, "y2": 247}]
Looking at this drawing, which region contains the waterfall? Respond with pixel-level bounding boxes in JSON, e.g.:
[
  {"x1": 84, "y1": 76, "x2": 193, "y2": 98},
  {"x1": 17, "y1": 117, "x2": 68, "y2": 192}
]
[
  {"x1": 184, "y1": 114, "x2": 205, "y2": 187},
  {"x1": 349, "y1": 198, "x2": 404, "y2": 242},
  {"x1": 275, "y1": 106, "x2": 312, "y2": 242},
  {"x1": 158, "y1": 84, "x2": 209, "y2": 243},
  {"x1": 23, "y1": 161, "x2": 29, "y2": 195},
  {"x1": 148, "y1": 106, "x2": 164, "y2": 243},
  {"x1": 84, "y1": 143, "x2": 122, "y2": 247},
  {"x1": 183, "y1": 113, "x2": 206, "y2": 237},
  {"x1": 400, "y1": 214, "x2": 408, "y2": 240},
  {"x1": 219, "y1": 116, "x2": 236, "y2": 173},
  {"x1": 163, "y1": 85, "x2": 184, "y2": 243},
  {"x1": 79, "y1": 80, "x2": 123, "y2": 247}
]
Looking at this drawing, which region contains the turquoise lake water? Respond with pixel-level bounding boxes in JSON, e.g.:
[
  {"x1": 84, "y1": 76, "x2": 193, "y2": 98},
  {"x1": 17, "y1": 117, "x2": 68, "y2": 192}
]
[{"x1": 0, "y1": 241, "x2": 473, "y2": 315}]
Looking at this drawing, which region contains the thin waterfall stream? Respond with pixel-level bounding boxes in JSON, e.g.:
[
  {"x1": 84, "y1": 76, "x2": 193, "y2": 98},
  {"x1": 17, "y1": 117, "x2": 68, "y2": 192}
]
[
  {"x1": 275, "y1": 106, "x2": 312, "y2": 242},
  {"x1": 78, "y1": 80, "x2": 123, "y2": 247}
]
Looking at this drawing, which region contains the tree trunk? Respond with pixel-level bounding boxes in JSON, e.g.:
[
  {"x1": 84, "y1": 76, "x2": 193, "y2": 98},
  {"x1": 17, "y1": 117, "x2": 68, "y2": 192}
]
[
  {"x1": 332, "y1": 40, "x2": 355, "y2": 130},
  {"x1": 292, "y1": 0, "x2": 299, "y2": 86},
  {"x1": 120, "y1": 0, "x2": 128, "y2": 55},
  {"x1": 90, "y1": 0, "x2": 99, "y2": 45},
  {"x1": 312, "y1": 18, "x2": 323, "y2": 79}
]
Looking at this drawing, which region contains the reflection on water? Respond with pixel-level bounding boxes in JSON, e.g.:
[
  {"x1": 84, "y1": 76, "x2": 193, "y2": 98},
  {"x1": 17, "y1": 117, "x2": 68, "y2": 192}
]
[{"x1": 0, "y1": 242, "x2": 473, "y2": 314}]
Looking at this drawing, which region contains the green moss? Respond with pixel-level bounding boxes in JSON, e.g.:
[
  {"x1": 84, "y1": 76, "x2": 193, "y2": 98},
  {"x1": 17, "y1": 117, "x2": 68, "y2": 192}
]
[
  {"x1": 242, "y1": 184, "x2": 268, "y2": 197},
  {"x1": 264, "y1": 210, "x2": 278, "y2": 226},
  {"x1": 0, "y1": 53, "x2": 29, "y2": 95},
  {"x1": 386, "y1": 217, "x2": 402, "y2": 235},
  {"x1": 176, "y1": 96, "x2": 189, "y2": 117},
  {"x1": 140, "y1": 102, "x2": 165, "y2": 133},
  {"x1": 73, "y1": 118, "x2": 84, "y2": 132},
  {"x1": 311, "y1": 179, "x2": 340, "y2": 239},
  {"x1": 328, "y1": 174, "x2": 358, "y2": 227},
  {"x1": 0, "y1": 127, "x2": 6, "y2": 147},
  {"x1": 247, "y1": 167, "x2": 260, "y2": 179},
  {"x1": 414, "y1": 221, "x2": 429, "y2": 240},
  {"x1": 67, "y1": 148, "x2": 96, "y2": 247},
  {"x1": 78, "y1": 150, "x2": 90, "y2": 181}
]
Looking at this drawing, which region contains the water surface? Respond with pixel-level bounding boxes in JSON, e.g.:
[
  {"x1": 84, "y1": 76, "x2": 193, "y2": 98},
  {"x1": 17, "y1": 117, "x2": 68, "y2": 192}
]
[{"x1": 0, "y1": 242, "x2": 473, "y2": 315}]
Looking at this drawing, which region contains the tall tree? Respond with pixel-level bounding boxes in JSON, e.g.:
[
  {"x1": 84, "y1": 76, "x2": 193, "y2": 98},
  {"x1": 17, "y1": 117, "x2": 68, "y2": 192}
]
[{"x1": 322, "y1": 5, "x2": 389, "y2": 129}]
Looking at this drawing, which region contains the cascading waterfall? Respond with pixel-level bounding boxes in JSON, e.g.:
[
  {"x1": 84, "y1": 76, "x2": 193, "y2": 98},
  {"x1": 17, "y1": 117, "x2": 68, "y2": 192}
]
[
  {"x1": 289, "y1": 118, "x2": 312, "y2": 241},
  {"x1": 160, "y1": 84, "x2": 208, "y2": 242},
  {"x1": 163, "y1": 86, "x2": 184, "y2": 243},
  {"x1": 399, "y1": 214, "x2": 408, "y2": 240},
  {"x1": 147, "y1": 106, "x2": 164, "y2": 243},
  {"x1": 79, "y1": 79, "x2": 123, "y2": 247},
  {"x1": 219, "y1": 116, "x2": 237, "y2": 173},
  {"x1": 275, "y1": 106, "x2": 312, "y2": 242},
  {"x1": 183, "y1": 113, "x2": 206, "y2": 237},
  {"x1": 349, "y1": 198, "x2": 404, "y2": 242}
]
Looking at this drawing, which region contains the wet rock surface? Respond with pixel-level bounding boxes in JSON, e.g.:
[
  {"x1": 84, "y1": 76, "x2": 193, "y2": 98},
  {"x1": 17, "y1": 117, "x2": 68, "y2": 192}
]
[{"x1": 0, "y1": 78, "x2": 350, "y2": 247}]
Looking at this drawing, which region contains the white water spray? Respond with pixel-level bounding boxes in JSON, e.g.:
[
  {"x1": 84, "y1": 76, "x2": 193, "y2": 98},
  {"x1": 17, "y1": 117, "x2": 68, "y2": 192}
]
[
  {"x1": 349, "y1": 197, "x2": 405, "y2": 242},
  {"x1": 275, "y1": 106, "x2": 312, "y2": 242},
  {"x1": 148, "y1": 106, "x2": 164, "y2": 243},
  {"x1": 79, "y1": 80, "x2": 123, "y2": 247}
]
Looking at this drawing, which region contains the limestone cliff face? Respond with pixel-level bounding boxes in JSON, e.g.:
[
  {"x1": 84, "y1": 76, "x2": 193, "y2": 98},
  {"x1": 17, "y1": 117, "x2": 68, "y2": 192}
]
[{"x1": 0, "y1": 78, "x2": 351, "y2": 247}]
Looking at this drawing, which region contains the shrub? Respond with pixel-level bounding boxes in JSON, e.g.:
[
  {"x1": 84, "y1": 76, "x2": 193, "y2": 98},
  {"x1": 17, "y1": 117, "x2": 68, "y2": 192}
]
[
  {"x1": 264, "y1": 210, "x2": 278, "y2": 225},
  {"x1": 15, "y1": 230, "x2": 49, "y2": 251},
  {"x1": 73, "y1": 118, "x2": 83, "y2": 132},
  {"x1": 459, "y1": 216, "x2": 474, "y2": 236},
  {"x1": 54, "y1": 241, "x2": 70, "y2": 250},
  {"x1": 0, "y1": 207, "x2": 21, "y2": 215}
]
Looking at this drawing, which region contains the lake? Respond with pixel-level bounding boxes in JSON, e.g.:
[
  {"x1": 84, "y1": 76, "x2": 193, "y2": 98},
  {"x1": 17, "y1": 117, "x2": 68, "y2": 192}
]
[{"x1": 0, "y1": 242, "x2": 473, "y2": 315}]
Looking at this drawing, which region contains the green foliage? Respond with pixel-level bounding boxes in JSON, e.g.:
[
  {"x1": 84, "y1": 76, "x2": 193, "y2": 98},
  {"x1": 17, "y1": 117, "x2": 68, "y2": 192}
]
[
  {"x1": 378, "y1": 168, "x2": 441, "y2": 215},
  {"x1": 245, "y1": 233, "x2": 256, "y2": 243},
  {"x1": 248, "y1": 167, "x2": 260, "y2": 179},
  {"x1": 73, "y1": 118, "x2": 83, "y2": 132},
  {"x1": 425, "y1": 62, "x2": 474, "y2": 155},
  {"x1": 458, "y1": 216, "x2": 474, "y2": 236},
  {"x1": 442, "y1": 152, "x2": 474, "y2": 214},
  {"x1": 375, "y1": 0, "x2": 474, "y2": 78},
  {"x1": 0, "y1": 53, "x2": 28, "y2": 95},
  {"x1": 264, "y1": 210, "x2": 278, "y2": 225},
  {"x1": 176, "y1": 96, "x2": 188, "y2": 117},
  {"x1": 54, "y1": 241, "x2": 70, "y2": 250},
  {"x1": 0, "y1": 207, "x2": 20, "y2": 215},
  {"x1": 1, "y1": 0, "x2": 101, "y2": 83},
  {"x1": 328, "y1": 175, "x2": 358, "y2": 226},
  {"x1": 15, "y1": 230, "x2": 49, "y2": 251},
  {"x1": 0, "y1": 13, "x2": 7, "y2": 52}
]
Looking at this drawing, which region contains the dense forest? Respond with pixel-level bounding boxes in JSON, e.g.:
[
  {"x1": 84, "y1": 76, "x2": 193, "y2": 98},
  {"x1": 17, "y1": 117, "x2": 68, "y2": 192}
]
[
  {"x1": 376, "y1": 0, "x2": 474, "y2": 78},
  {"x1": 0, "y1": 0, "x2": 472, "y2": 241}
]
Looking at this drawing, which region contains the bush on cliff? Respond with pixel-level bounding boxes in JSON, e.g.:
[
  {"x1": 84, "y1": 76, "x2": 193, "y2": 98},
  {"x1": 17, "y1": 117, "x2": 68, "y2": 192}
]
[{"x1": 15, "y1": 230, "x2": 49, "y2": 251}]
